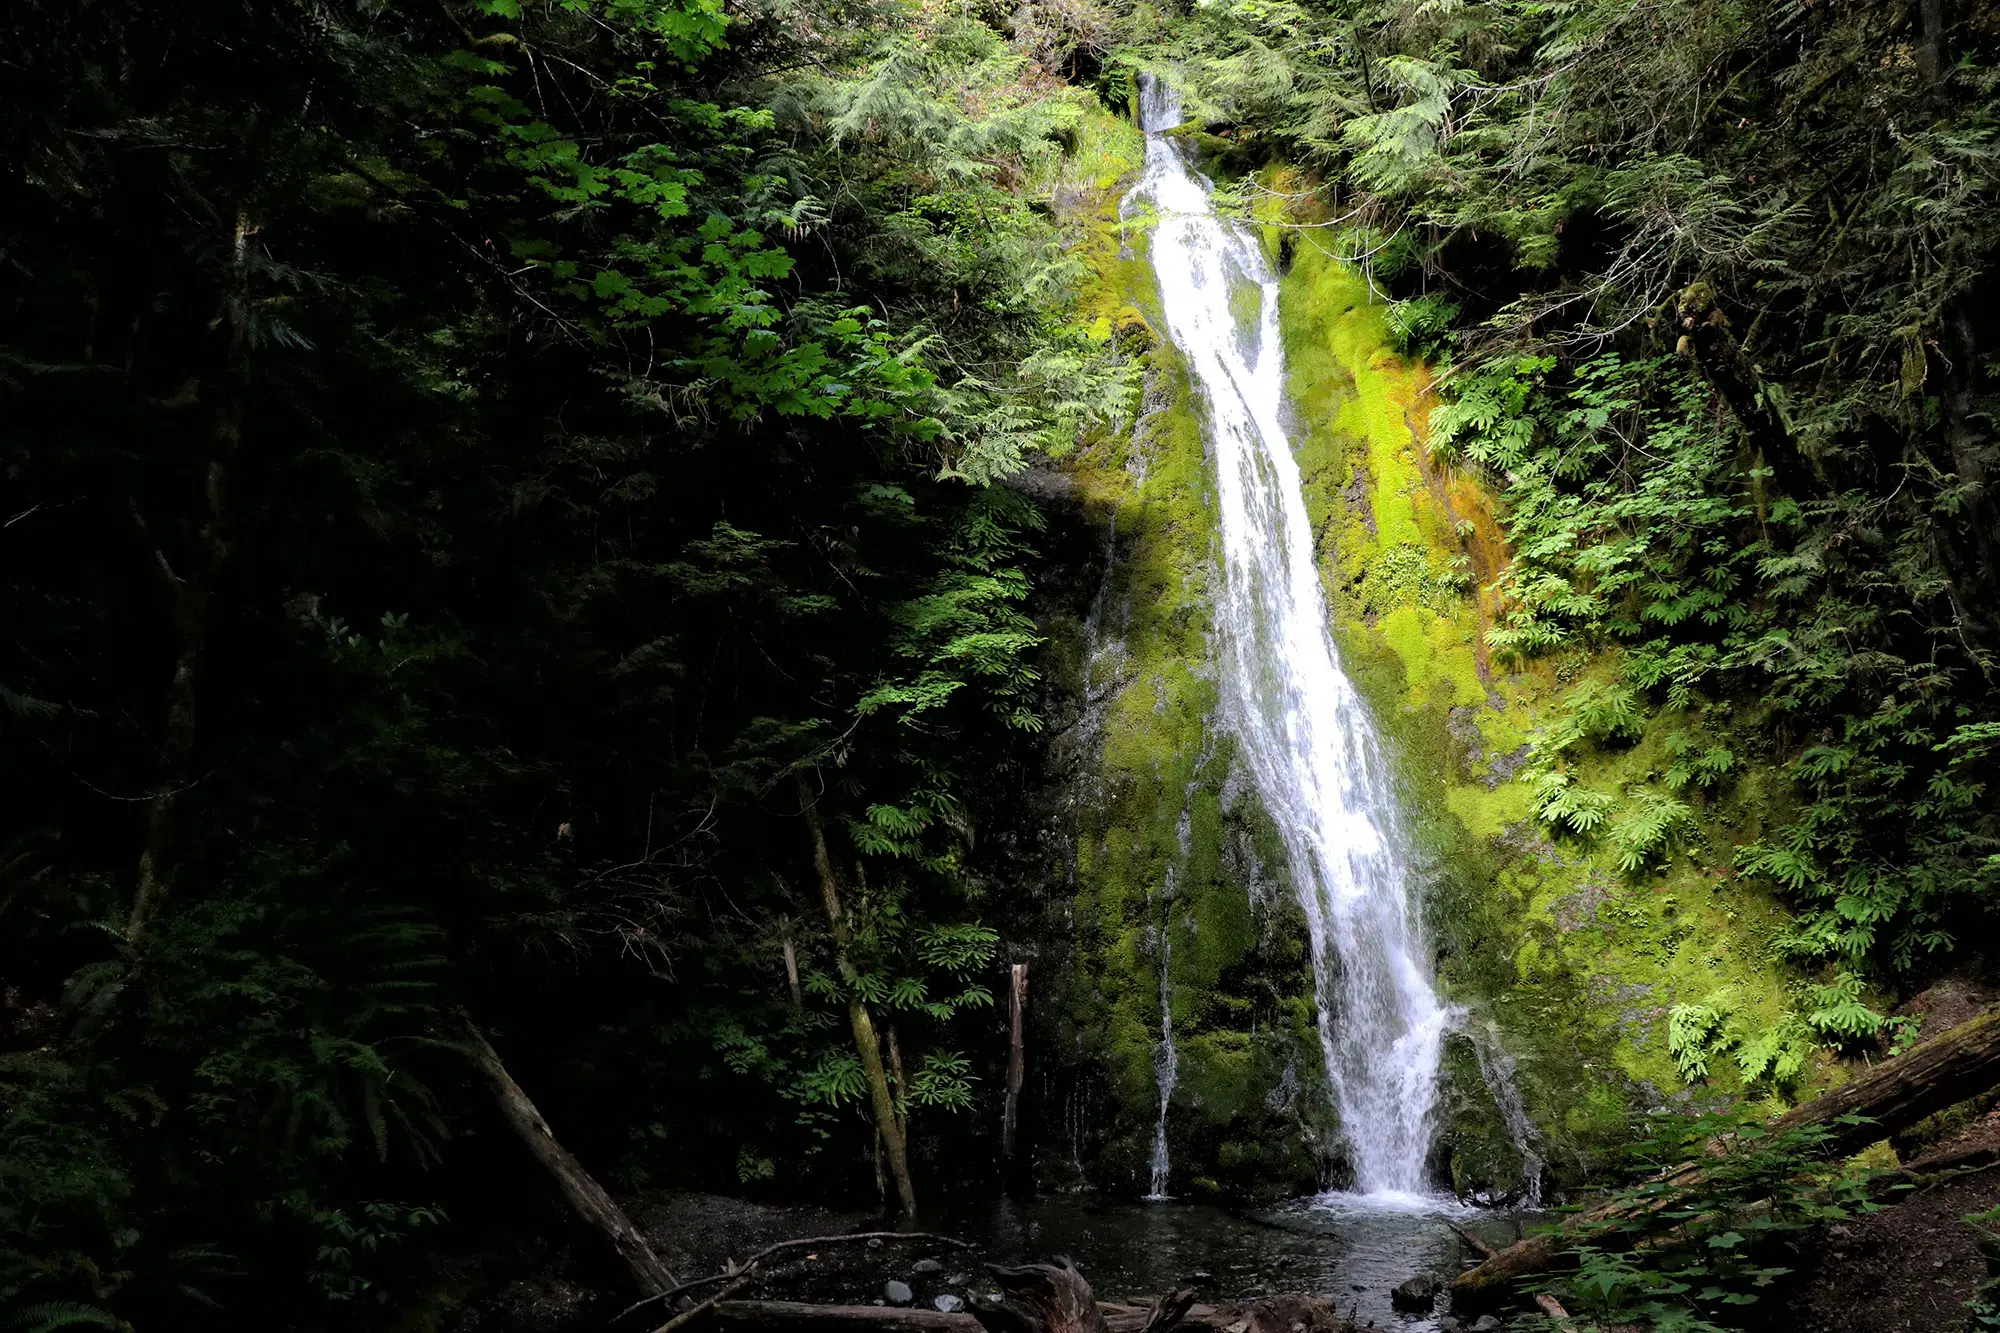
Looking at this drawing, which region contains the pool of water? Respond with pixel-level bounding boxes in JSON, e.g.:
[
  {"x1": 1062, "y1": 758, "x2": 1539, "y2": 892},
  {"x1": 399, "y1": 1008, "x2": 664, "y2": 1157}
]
[{"x1": 934, "y1": 1194, "x2": 1527, "y2": 1330}]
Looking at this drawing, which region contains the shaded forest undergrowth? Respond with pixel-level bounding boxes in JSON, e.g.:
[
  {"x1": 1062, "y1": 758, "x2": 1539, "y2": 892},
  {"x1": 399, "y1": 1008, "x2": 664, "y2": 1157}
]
[{"x1": 4, "y1": 0, "x2": 1999, "y2": 1327}]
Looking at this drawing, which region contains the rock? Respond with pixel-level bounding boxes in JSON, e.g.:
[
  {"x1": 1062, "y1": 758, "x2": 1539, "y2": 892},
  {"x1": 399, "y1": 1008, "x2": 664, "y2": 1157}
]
[
  {"x1": 867, "y1": 1238, "x2": 885, "y2": 1249},
  {"x1": 1436, "y1": 1318, "x2": 1464, "y2": 1333},
  {"x1": 913, "y1": 1259, "x2": 943, "y2": 1275},
  {"x1": 1470, "y1": 1317, "x2": 1504, "y2": 1332},
  {"x1": 885, "y1": 1281, "x2": 914, "y2": 1306},
  {"x1": 945, "y1": 1274, "x2": 970, "y2": 1286},
  {"x1": 933, "y1": 1295, "x2": 965, "y2": 1313},
  {"x1": 1390, "y1": 1273, "x2": 1441, "y2": 1312}
]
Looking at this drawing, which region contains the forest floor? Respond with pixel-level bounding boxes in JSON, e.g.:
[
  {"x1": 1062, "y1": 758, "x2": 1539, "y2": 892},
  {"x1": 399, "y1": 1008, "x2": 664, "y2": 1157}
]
[
  {"x1": 446, "y1": 1191, "x2": 968, "y2": 1332},
  {"x1": 440, "y1": 1168, "x2": 2000, "y2": 1333},
  {"x1": 1790, "y1": 1110, "x2": 2000, "y2": 1333}
]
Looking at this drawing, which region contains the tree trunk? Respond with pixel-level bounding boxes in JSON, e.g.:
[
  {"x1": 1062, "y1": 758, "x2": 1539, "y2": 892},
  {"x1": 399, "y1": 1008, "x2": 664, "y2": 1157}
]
[
  {"x1": 887, "y1": 1023, "x2": 910, "y2": 1138},
  {"x1": 1914, "y1": 0, "x2": 1947, "y2": 86},
  {"x1": 1673, "y1": 282, "x2": 1818, "y2": 501},
  {"x1": 459, "y1": 1015, "x2": 680, "y2": 1296},
  {"x1": 127, "y1": 208, "x2": 254, "y2": 941},
  {"x1": 782, "y1": 921, "x2": 804, "y2": 1007},
  {"x1": 1451, "y1": 1006, "x2": 2000, "y2": 1307},
  {"x1": 1002, "y1": 962, "x2": 1027, "y2": 1165},
  {"x1": 800, "y1": 777, "x2": 918, "y2": 1218}
]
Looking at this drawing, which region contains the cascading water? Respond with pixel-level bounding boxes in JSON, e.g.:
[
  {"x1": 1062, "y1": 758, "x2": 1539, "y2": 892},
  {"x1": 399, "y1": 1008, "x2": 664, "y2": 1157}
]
[
  {"x1": 1127, "y1": 76, "x2": 1454, "y2": 1201},
  {"x1": 1145, "y1": 871, "x2": 1179, "y2": 1200}
]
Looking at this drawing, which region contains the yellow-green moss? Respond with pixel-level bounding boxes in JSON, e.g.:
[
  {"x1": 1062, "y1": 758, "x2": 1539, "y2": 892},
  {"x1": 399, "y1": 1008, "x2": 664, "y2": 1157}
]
[
  {"x1": 1046, "y1": 125, "x2": 1815, "y2": 1197},
  {"x1": 1046, "y1": 116, "x2": 1332, "y2": 1197},
  {"x1": 1276, "y1": 224, "x2": 1808, "y2": 1181}
]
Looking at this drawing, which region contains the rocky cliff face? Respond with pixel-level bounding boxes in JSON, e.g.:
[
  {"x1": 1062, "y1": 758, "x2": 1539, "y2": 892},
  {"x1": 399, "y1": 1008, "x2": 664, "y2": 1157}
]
[{"x1": 1007, "y1": 114, "x2": 1809, "y2": 1204}]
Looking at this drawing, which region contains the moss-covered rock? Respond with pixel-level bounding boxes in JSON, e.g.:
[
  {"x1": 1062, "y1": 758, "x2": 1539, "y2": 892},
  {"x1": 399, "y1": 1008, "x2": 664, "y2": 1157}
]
[
  {"x1": 1028, "y1": 115, "x2": 1811, "y2": 1203},
  {"x1": 1275, "y1": 221, "x2": 1810, "y2": 1194}
]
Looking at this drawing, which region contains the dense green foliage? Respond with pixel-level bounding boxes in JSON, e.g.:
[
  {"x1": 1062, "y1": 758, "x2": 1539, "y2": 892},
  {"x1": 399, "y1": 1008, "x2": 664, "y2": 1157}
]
[
  {"x1": 6, "y1": 0, "x2": 1999, "y2": 1322},
  {"x1": 1, "y1": 0, "x2": 1131, "y2": 1322},
  {"x1": 1137, "y1": 0, "x2": 2000, "y2": 1003},
  {"x1": 1524, "y1": 1111, "x2": 1882, "y2": 1333}
]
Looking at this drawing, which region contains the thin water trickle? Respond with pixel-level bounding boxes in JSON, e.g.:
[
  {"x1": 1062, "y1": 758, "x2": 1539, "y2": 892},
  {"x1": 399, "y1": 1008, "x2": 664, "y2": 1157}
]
[
  {"x1": 1146, "y1": 871, "x2": 1180, "y2": 1200},
  {"x1": 1126, "y1": 76, "x2": 1453, "y2": 1199}
]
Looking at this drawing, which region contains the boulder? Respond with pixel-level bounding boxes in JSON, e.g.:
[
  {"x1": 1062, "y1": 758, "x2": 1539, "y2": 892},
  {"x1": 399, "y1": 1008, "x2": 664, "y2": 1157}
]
[
  {"x1": 884, "y1": 1281, "x2": 913, "y2": 1306},
  {"x1": 1389, "y1": 1273, "x2": 1441, "y2": 1312},
  {"x1": 933, "y1": 1295, "x2": 965, "y2": 1313},
  {"x1": 913, "y1": 1259, "x2": 943, "y2": 1275}
]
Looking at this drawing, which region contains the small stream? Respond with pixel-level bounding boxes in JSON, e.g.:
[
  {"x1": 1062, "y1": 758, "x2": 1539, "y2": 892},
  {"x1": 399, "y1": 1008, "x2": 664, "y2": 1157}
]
[{"x1": 937, "y1": 1195, "x2": 1521, "y2": 1330}]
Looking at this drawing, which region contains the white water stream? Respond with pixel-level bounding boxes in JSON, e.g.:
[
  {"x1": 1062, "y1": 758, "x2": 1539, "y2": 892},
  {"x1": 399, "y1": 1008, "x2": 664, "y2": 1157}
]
[
  {"x1": 1145, "y1": 867, "x2": 1179, "y2": 1200},
  {"x1": 1127, "y1": 77, "x2": 1453, "y2": 1202}
]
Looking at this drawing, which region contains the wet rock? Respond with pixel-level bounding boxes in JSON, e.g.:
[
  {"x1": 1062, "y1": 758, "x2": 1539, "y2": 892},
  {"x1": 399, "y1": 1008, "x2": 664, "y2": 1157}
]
[
  {"x1": 867, "y1": 1238, "x2": 885, "y2": 1249},
  {"x1": 1470, "y1": 1316, "x2": 1504, "y2": 1332},
  {"x1": 946, "y1": 1273, "x2": 970, "y2": 1286},
  {"x1": 1389, "y1": 1273, "x2": 1440, "y2": 1312},
  {"x1": 913, "y1": 1259, "x2": 943, "y2": 1275},
  {"x1": 1435, "y1": 1318, "x2": 1464, "y2": 1333},
  {"x1": 934, "y1": 1295, "x2": 965, "y2": 1313},
  {"x1": 885, "y1": 1281, "x2": 914, "y2": 1306}
]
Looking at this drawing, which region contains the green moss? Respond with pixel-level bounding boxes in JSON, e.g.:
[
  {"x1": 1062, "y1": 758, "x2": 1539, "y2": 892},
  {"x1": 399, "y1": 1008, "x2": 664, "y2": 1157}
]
[
  {"x1": 1046, "y1": 137, "x2": 1332, "y2": 1198},
  {"x1": 1046, "y1": 133, "x2": 1812, "y2": 1199},
  {"x1": 1277, "y1": 227, "x2": 1806, "y2": 1191}
]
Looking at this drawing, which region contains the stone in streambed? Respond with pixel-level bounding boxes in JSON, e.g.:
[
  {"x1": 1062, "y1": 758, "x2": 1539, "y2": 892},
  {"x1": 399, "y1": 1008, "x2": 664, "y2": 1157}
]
[
  {"x1": 913, "y1": 1259, "x2": 943, "y2": 1274},
  {"x1": 1390, "y1": 1272, "x2": 1441, "y2": 1311},
  {"x1": 885, "y1": 1281, "x2": 914, "y2": 1305},
  {"x1": 933, "y1": 1295, "x2": 964, "y2": 1313},
  {"x1": 1470, "y1": 1317, "x2": 1504, "y2": 1332}
]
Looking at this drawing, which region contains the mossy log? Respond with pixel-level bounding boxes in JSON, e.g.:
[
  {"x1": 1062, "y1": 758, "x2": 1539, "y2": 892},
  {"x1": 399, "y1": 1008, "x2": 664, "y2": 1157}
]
[{"x1": 1451, "y1": 1006, "x2": 2000, "y2": 1307}]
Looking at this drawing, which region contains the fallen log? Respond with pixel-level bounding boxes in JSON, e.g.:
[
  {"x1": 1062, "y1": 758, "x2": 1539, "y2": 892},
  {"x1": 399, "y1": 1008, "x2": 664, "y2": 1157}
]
[
  {"x1": 1452, "y1": 1005, "x2": 2000, "y2": 1308},
  {"x1": 701, "y1": 1297, "x2": 1373, "y2": 1333},
  {"x1": 677, "y1": 1249, "x2": 1369, "y2": 1333},
  {"x1": 459, "y1": 1013, "x2": 679, "y2": 1297},
  {"x1": 620, "y1": 1232, "x2": 974, "y2": 1333},
  {"x1": 707, "y1": 1302, "x2": 971, "y2": 1333}
]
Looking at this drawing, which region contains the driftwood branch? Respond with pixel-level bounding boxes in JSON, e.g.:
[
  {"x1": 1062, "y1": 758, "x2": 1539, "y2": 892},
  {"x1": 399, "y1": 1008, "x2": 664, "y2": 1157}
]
[
  {"x1": 969, "y1": 1260, "x2": 1110, "y2": 1333},
  {"x1": 1453, "y1": 1007, "x2": 2000, "y2": 1307},
  {"x1": 700, "y1": 1296, "x2": 1362, "y2": 1333},
  {"x1": 614, "y1": 1232, "x2": 974, "y2": 1328}
]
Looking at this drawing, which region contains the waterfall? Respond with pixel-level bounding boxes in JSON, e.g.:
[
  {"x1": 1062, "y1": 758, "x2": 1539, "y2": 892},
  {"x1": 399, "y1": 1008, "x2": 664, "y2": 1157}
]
[
  {"x1": 1127, "y1": 76, "x2": 1453, "y2": 1201},
  {"x1": 1469, "y1": 1020, "x2": 1546, "y2": 1207},
  {"x1": 1145, "y1": 869, "x2": 1179, "y2": 1200}
]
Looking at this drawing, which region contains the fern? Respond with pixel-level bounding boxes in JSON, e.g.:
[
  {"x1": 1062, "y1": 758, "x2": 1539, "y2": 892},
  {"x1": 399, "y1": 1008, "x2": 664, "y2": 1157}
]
[
  {"x1": 1530, "y1": 769, "x2": 1616, "y2": 835},
  {"x1": 1804, "y1": 974, "x2": 1887, "y2": 1044},
  {"x1": 1609, "y1": 790, "x2": 1695, "y2": 872},
  {"x1": 1667, "y1": 994, "x2": 1736, "y2": 1082},
  {"x1": 8, "y1": 1306, "x2": 124, "y2": 1333},
  {"x1": 1736, "y1": 1016, "x2": 1814, "y2": 1090}
]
